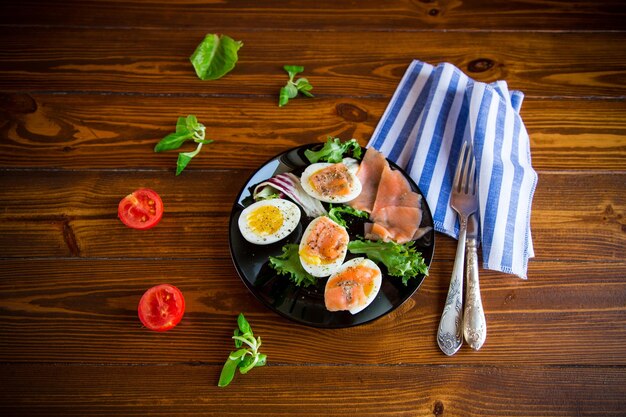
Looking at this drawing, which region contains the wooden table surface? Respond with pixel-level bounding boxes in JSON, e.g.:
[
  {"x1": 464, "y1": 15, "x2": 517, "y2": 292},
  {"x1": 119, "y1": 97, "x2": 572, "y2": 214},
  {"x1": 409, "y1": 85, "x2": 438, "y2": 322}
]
[{"x1": 1, "y1": 1, "x2": 625, "y2": 416}]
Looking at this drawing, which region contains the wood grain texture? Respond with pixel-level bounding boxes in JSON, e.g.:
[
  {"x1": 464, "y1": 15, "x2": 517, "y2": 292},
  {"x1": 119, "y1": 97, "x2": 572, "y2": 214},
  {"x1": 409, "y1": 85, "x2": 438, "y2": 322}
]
[
  {"x1": 2, "y1": 94, "x2": 626, "y2": 170},
  {"x1": 0, "y1": 171, "x2": 623, "y2": 261},
  {"x1": 1, "y1": 0, "x2": 625, "y2": 31},
  {"x1": 1, "y1": 364, "x2": 625, "y2": 417},
  {"x1": 1, "y1": 29, "x2": 625, "y2": 98},
  {"x1": 0, "y1": 258, "x2": 624, "y2": 365}
]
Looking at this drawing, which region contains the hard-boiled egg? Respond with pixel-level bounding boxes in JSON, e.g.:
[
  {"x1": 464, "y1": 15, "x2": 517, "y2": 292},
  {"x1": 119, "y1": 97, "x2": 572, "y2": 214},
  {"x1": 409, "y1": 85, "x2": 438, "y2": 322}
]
[
  {"x1": 298, "y1": 216, "x2": 349, "y2": 277},
  {"x1": 324, "y1": 257, "x2": 382, "y2": 315},
  {"x1": 238, "y1": 199, "x2": 301, "y2": 245},
  {"x1": 300, "y1": 161, "x2": 362, "y2": 203}
]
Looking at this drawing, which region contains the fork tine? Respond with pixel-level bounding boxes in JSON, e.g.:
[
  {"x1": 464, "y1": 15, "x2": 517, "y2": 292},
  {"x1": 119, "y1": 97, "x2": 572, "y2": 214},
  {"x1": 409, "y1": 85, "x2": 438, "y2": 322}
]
[
  {"x1": 461, "y1": 142, "x2": 471, "y2": 194},
  {"x1": 468, "y1": 143, "x2": 477, "y2": 195},
  {"x1": 453, "y1": 141, "x2": 468, "y2": 193}
]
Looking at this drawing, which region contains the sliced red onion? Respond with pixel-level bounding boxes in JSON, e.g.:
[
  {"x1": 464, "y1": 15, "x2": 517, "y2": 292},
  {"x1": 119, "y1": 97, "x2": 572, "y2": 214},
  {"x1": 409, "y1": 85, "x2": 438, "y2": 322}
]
[{"x1": 253, "y1": 172, "x2": 327, "y2": 217}]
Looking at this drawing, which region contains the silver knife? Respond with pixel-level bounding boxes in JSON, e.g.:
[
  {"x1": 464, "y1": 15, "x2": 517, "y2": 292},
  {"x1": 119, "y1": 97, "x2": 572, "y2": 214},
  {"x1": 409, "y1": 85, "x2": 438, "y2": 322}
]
[{"x1": 462, "y1": 213, "x2": 486, "y2": 350}]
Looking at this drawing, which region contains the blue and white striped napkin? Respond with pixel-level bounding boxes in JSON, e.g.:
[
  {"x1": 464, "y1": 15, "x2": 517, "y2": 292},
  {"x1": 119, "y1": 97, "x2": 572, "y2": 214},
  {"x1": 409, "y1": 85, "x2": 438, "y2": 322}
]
[{"x1": 369, "y1": 60, "x2": 538, "y2": 279}]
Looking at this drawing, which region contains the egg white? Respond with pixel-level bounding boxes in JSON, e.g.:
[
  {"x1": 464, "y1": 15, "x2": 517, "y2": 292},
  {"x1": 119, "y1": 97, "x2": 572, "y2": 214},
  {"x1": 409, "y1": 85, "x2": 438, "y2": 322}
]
[
  {"x1": 300, "y1": 162, "x2": 362, "y2": 203},
  {"x1": 298, "y1": 216, "x2": 349, "y2": 277},
  {"x1": 238, "y1": 199, "x2": 301, "y2": 245},
  {"x1": 324, "y1": 257, "x2": 382, "y2": 315}
]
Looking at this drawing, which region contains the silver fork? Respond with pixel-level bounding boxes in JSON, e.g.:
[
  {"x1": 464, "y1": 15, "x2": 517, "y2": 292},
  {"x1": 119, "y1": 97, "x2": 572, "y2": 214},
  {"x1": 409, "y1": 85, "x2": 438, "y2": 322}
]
[{"x1": 437, "y1": 140, "x2": 478, "y2": 356}]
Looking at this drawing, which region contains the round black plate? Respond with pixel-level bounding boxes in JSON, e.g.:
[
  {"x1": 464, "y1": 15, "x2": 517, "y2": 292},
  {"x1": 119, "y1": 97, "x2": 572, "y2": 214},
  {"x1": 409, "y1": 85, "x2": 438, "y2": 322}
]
[{"x1": 228, "y1": 144, "x2": 435, "y2": 328}]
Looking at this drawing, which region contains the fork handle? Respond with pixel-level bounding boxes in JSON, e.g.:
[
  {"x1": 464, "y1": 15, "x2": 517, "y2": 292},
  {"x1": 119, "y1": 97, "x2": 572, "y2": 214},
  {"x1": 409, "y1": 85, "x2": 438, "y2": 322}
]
[
  {"x1": 463, "y1": 238, "x2": 486, "y2": 350},
  {"x1": 437, "y1": 222, "x2": 466, "y2": 356}
]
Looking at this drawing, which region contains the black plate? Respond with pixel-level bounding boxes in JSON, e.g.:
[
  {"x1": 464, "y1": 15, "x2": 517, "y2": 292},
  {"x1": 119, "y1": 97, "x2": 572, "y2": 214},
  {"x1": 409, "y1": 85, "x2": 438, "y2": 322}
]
[{"x1": 228, "y1": 144, "x2": 435, "y2": 328}]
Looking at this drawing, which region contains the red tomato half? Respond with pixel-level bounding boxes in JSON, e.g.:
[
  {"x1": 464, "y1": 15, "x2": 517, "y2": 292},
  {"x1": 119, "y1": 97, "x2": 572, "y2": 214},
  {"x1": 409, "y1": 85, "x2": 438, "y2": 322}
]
[
  {"x1": 138, "y1": 284, "x2": 185, "y2": 331},
  {"x1": 118, "y1": 188, "x2": 163, "y2": 230}
]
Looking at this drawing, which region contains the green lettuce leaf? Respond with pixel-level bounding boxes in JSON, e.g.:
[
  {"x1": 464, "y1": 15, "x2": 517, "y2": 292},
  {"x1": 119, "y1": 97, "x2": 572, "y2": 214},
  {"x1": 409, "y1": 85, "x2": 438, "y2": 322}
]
[
  {"x1": 304, "y1": 137, "x2": 362, "y2": 163},
  {"x1": 269, "y1": 244, "x2": 317, "y2": 287},
  {"x1": 190, "y1": 34, "x2": 243, "y2": 80},
  {"x1": 347, "y1": 239, "x2": 429, "y2": 285}
]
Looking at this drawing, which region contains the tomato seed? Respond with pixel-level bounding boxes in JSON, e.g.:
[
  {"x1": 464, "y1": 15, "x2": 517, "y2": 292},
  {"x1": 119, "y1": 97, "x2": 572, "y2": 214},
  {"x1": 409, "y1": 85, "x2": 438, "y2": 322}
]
[
  {"x1": 150, "y1": 209, "x2": 156, "y2": 214},
  {"x1": 148, "y1": 199, "x2": 155, "y2": 206},
  {"x1": 141, "y1": 216, "x2": 147, "y2": 222}
]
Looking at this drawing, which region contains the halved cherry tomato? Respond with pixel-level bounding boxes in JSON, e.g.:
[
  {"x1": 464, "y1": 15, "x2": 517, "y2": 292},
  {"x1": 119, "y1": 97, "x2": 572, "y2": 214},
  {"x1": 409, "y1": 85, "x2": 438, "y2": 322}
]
[
  {"x1": 138, "y1": 284, "x2": 185, "y2": 331},
  {"x1": 118, "y1": 188, "x2": 163, "y2": 230}
]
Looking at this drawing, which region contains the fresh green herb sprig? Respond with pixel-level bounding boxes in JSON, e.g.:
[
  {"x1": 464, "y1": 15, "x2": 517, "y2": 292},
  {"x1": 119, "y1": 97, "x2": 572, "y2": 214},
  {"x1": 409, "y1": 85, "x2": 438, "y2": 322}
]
[
  {"x1": 190, "y1": 34, "x2": 243, "y2": 81},
  {"x1": 327, "y1": 205, "x2": 369, "y2": 228},
  {"x1": 279, "y1": 65, "x2": 313, "y2": 107},
  {"x1": 347, "y1": 239, "x2": 429, "y2": 285},
  {"x1": 269, "y1": 243, "x2": 317, "y2": 287},
  {"x1": 154, "y1": 115, "x2": 214, "y2": 175},
  {"x1": 305, "y1": 137, "x2": 362, "y2": 164},
  {"x1": 218, "y1": 313, "x2": 267, "y2": 387}
]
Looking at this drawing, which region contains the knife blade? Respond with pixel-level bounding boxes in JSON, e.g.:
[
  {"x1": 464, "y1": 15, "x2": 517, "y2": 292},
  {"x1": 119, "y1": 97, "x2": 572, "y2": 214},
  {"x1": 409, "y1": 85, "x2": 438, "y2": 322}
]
[{"x1": 463, "y1": 212, "x2": 486, "y2": 350}]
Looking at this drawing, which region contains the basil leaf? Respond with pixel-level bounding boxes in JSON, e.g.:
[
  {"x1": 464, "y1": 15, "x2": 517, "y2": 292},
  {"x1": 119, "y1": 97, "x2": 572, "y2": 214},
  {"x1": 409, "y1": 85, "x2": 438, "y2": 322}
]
[
  {"x1": 154, "y1": 131, "x2": 194, "y2": 152},
  {"x1": 284, "y1": 65, "x2": 304, "y2": 79},
  {"x1": 218, "y1": 356, "x2": 243, "y2": 387},
  {"x1": 233, "y1": 328, "x2": 242, "y2": 348},
  {"x1": 185, "y1": 115, "x2": 200, "y2": 132},
  {"x1": 175, "y1": 116, "x2": 189, "y2": 133},
  {"x1": 190, "y1": 34, "x2": 243, "y2": 81},
  {"x1": 285, "y1": 83, "x2": 298, "y2": 99},
  {"x1": 176, "y1": 153, "x2": 193, "y2": 176},
  {"x1": 279, "y1": 86, "x2": 291, "y2": 107},
  {"x1": 255, "y1": 353, "x2": 267, "y2": 367},
  {"x1": 237, "y1": 313, "x2": 252, "y2": 335}
]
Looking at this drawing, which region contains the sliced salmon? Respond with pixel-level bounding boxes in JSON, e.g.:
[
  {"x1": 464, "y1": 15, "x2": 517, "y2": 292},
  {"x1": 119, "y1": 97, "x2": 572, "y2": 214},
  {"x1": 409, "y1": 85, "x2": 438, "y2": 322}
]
[
  {"x1": 348, "y1": 147, "x2": 387, "y2": 213},
  {"x1": 348, "y1": 147, "x2": 426, "y2": 244},
  {"x1": 367, "y1": 206, "x2": 423, "y2": 244}
]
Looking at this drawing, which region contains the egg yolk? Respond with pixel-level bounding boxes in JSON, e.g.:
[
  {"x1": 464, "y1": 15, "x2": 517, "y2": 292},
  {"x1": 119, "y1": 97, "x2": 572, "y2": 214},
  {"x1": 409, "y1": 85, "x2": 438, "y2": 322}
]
[{"x1": 247, "y1": 205, "x2": 283, "y2": 235}]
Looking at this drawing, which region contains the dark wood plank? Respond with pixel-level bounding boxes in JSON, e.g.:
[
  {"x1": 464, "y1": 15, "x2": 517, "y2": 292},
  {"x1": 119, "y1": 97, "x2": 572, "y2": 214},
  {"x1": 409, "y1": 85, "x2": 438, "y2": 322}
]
[
  {"x1": 0, "y1": 171, "x2": 623, "y2": 261},
  {"x1": 2, "y1": 94, "x2": 625, "y2": 170},
  {"x1": 1, "y1": 29, "x2": 626, "y2": 97},
  {"x1": 0, "y1": 258, "x2": 624, "y2": 365},
  {"x1": 1, "y1": 364, "x2": 625, "y2": 416},
  {"x1": 1, "y1": 0, "x2": 625, "y2": 31}
]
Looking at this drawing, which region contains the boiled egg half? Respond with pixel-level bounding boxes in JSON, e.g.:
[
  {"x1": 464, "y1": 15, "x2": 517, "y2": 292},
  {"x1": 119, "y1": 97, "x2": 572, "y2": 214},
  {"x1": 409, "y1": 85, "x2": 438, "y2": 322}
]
[
  {"x1": 300, "y1": 161, "x2": 362, "y2": 203},
  {"x1": 298, "y1": 216, "x2": 349, "y2": 277},
  {"x1": 238, "y1": 199, "x2": 301, "y2": 245},
  {"x1": 324, "y1": 257, "x2": 382, "y2": 315}
]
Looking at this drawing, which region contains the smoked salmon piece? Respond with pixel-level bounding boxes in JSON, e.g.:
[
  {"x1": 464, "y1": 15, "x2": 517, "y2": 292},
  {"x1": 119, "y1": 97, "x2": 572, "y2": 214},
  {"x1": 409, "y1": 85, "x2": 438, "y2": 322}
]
[
  {"x1": 348, "y1": 147, "x2": 387, "y2": 213},
  {"x1": 349, "y1": 147, "x2": 427, "y2": 243}
]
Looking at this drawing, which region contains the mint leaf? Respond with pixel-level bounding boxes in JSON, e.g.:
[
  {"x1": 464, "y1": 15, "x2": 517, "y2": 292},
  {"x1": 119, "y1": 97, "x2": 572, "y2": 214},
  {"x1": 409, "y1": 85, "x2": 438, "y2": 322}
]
[
  {"x1": 279, "y1": 65, "x2": 314, "y2": 107},
  {"x1": 218, "y1": 314, "x2": 266, "y2": 387},
  {"x1": 155, "y1": 115, "x2": 214, "y2": 175},
  {"x1": 190, "y1": 34, "x2": 243, "y2": 81},
  {"x1": 269, "y1": 244, "x2": 317, "y2": 287},
  {"x1": 154, "y1": 131, "x2": 194, "y2": 152}
]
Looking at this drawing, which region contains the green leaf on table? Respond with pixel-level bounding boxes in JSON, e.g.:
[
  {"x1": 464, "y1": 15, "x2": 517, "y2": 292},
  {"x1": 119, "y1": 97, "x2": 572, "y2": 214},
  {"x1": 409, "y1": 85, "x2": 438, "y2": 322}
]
[
  {"x1": 190, "y1": 33, "x2": 243, "y2": 81},
  {"x1": 279, "y1": 65, "x2": 314, "y2": 107},
  {"x1": 218, "y1": 314, "x2": 266, "y2": 387},
  {"x1": 237, "y1": 313, "x2": 252, "y2": 335},
  {"x1": 154, "y1": 115, "x2": 215, "y2": 175}
]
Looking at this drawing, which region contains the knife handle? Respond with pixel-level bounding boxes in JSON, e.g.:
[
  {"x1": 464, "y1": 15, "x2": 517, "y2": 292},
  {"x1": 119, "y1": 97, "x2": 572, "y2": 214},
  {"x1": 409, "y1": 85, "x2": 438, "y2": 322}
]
[
  {"x1": 463, "y1": 238, "x2": 486, "y2": 350},
  {"x1": 437, "y1": 223, "x2": 466, "y2": 356}
]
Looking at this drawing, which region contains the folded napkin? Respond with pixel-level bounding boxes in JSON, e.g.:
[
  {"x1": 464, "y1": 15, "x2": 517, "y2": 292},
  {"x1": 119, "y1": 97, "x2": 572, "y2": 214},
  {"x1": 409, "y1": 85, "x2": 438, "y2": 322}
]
[{"x1": 368, "y1": 60, "x2": 538, "y2": 279}]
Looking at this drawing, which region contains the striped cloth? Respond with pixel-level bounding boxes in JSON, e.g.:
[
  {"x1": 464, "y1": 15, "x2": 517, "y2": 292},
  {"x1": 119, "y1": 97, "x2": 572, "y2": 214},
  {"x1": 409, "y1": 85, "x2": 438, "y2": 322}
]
[{"x1": 369, "y1": 60, "x2": 538, "y2": 279}]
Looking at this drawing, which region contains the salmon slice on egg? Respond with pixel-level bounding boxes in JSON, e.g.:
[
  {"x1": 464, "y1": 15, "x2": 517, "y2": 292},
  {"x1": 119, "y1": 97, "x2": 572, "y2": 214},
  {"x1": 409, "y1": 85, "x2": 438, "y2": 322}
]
[
  {"x1": 298, "y1": 216, "x2": 349, "y2": 277},
  {"x1": 324, "y1": 257, "x2": 382, "y2": 314}
]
